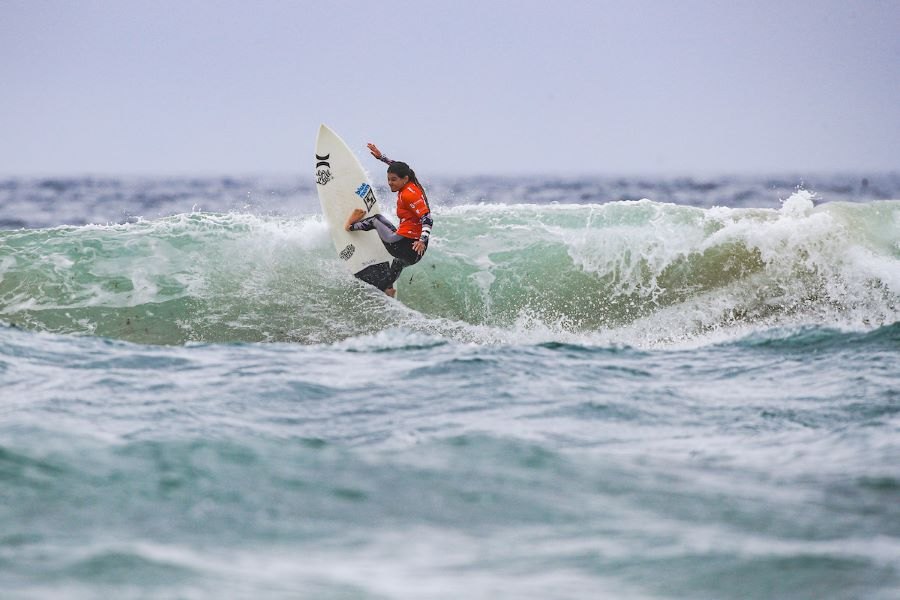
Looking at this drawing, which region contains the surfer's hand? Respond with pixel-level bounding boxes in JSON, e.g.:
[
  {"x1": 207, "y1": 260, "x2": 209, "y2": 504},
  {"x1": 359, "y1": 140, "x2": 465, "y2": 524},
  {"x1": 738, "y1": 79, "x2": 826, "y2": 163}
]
[
  {"x1": 367, "y1": 143, "x2": 382, "y2": 159},
  {"x1": 413, "y1": 240, "x2": 426, "y2": 255}
]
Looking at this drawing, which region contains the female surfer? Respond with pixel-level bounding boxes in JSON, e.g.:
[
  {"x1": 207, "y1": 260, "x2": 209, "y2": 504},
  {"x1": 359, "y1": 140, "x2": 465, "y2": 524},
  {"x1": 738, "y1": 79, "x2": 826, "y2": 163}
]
[{"x1": 345, "y1": 143, "x2": 433, "y2": 297}]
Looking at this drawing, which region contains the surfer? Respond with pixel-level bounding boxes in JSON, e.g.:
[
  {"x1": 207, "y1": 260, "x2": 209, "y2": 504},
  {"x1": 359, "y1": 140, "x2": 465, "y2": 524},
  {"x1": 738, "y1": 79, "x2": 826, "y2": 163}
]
[{"x1": 345, "y1": 143, "x2": 433, "y2": 297}]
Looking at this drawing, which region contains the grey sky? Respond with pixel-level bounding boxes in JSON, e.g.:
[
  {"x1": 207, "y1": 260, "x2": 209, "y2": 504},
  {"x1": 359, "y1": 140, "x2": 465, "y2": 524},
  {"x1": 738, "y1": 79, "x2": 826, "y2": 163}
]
[{"x1": 2, "y1": 0, "x2": 898, "y2": 176}]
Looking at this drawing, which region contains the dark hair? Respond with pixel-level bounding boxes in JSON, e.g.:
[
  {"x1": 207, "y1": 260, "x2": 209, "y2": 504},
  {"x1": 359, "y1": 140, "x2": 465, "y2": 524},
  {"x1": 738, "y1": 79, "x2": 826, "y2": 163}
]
[{"x1": 387, "y1": 161, "x2": 429, "y2": 206}]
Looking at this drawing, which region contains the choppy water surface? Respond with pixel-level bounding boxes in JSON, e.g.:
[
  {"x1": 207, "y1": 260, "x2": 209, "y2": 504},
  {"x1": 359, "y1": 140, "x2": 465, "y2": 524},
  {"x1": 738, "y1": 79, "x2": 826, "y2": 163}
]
[{"x1": 1, "y1": 175, "x2": 898, "y2": 599}]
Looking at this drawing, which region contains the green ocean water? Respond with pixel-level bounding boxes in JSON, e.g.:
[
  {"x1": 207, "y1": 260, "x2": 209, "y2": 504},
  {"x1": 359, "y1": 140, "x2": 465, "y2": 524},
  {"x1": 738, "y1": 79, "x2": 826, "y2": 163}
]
[{"x1": 1, "y1": 193, "x2": 897, "y2": 345}]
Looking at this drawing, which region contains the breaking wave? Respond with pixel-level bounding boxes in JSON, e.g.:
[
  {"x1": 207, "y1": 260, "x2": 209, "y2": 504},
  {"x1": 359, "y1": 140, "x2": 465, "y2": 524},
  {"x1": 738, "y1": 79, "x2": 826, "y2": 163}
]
[{"x1": 1, "y1": 192, "x2": 897, "y2": 347}]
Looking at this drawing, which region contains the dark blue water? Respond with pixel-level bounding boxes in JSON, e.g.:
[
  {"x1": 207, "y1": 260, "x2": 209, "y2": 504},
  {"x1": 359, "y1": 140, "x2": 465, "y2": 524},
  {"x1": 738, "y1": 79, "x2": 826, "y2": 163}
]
[{"x1": 1, "y1": 174, "x2": 898, "y2": 599}]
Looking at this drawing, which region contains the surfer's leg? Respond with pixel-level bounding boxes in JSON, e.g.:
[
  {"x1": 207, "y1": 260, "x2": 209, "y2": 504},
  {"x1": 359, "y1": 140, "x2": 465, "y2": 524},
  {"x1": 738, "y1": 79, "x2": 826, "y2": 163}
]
[
  {"x1": 383, "y1": 237, "x2": 422, "y2": 266},
  {"x1": 344, "y1": 208, "x2": 367, "y2": 231},
  {"x1": 379, "y1": 259, "x2": 405, "y2": 298},
  {"x1": 372, "y1": 217, "x2": 406, "y2": 245},
  {"x1": 349, "y1": 214, "x2": 405, "y2": 244},
  {"x1": 388, "y1": 259, "x2": 405, "y2": 284}
]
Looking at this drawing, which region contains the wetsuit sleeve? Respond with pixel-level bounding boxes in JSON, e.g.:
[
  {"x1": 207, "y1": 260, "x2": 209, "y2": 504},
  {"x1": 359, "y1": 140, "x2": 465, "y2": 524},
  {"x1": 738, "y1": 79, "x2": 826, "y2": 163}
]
[
  {"x1": 419, "y1": 213, "x2": 433, "y2": 242},
  {"x1": 377, "y1": 154, "x2": 395, "y2": 165}
]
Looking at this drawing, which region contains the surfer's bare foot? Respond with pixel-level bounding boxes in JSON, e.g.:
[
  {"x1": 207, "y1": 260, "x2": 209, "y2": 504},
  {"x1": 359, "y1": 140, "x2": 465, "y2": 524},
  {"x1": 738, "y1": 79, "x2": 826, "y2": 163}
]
[
  {"x1": 345, "y1": 208, "x2": 366, "y2": 231},
  {"x1": 384, "y1": 287, "x2": 396, "y2": 298}
]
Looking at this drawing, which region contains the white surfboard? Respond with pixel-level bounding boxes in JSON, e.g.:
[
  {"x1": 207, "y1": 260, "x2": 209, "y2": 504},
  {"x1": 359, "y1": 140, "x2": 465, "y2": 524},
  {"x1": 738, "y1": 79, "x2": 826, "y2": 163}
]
[{"x1": 315, "y1": 124, "x2": 394, "y2": 289}]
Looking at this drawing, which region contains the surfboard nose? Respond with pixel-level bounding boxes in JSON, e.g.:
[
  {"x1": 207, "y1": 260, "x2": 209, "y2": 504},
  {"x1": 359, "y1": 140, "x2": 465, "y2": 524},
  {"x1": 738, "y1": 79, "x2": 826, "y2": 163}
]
[
  {"x1": 317, "y1": 124, "x2": 344, "y2": 149},
  {"x1": 316, "y1": 123, "x2": 330, "y2": 144}
]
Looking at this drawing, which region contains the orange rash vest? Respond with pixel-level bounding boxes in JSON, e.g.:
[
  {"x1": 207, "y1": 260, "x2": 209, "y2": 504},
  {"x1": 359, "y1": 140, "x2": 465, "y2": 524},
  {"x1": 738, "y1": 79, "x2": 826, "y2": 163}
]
[{"x1": 395, "y1": 182, "x2": 430, "y2": 239}]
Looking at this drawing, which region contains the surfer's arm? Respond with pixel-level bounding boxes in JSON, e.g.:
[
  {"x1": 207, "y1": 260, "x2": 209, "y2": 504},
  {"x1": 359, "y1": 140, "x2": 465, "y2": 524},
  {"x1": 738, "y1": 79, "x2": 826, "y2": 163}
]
[
  {"x1": 411, "y1": 212, "x2": 432, "y2": 256},
  {"x1": 419, "y1": 213, "x2": 433, "y2": 243},
  {"x1": 367, "y1": 143, "x2": 394, "y2": 165}
]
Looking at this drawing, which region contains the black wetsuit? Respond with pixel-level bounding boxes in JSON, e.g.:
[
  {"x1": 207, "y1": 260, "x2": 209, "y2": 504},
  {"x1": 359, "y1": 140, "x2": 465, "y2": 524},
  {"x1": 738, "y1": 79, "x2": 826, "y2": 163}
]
[{"x1": 348, "y1": 213, "x2": 425, "y2": 285}]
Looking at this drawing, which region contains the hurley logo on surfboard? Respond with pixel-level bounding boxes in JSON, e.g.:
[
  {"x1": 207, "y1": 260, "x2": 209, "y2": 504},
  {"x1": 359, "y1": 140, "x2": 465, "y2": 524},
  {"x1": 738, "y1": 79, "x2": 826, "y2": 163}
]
[{"x1": 316, "y1": 154, "x2": 333, "y2": 186}]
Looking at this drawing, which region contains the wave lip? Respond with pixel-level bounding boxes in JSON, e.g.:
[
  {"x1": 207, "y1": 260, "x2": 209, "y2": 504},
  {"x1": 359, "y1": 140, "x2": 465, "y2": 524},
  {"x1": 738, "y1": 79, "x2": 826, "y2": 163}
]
[{"x1": 408, "y1": 193, "x2": 899, "y2": 346}]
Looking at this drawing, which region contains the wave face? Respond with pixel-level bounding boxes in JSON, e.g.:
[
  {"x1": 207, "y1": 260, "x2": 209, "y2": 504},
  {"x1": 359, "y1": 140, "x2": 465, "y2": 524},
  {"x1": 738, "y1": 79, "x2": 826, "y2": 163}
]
[{"x1": 0, "y1": 192, "x2": 897, "y2": 346}]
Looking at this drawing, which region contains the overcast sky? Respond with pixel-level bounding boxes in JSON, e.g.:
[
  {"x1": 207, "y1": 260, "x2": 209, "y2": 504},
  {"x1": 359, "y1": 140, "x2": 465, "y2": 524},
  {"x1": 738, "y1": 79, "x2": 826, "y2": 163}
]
[{"x1": 1, "y1": 0, "x2": 898, "y2": 176}]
